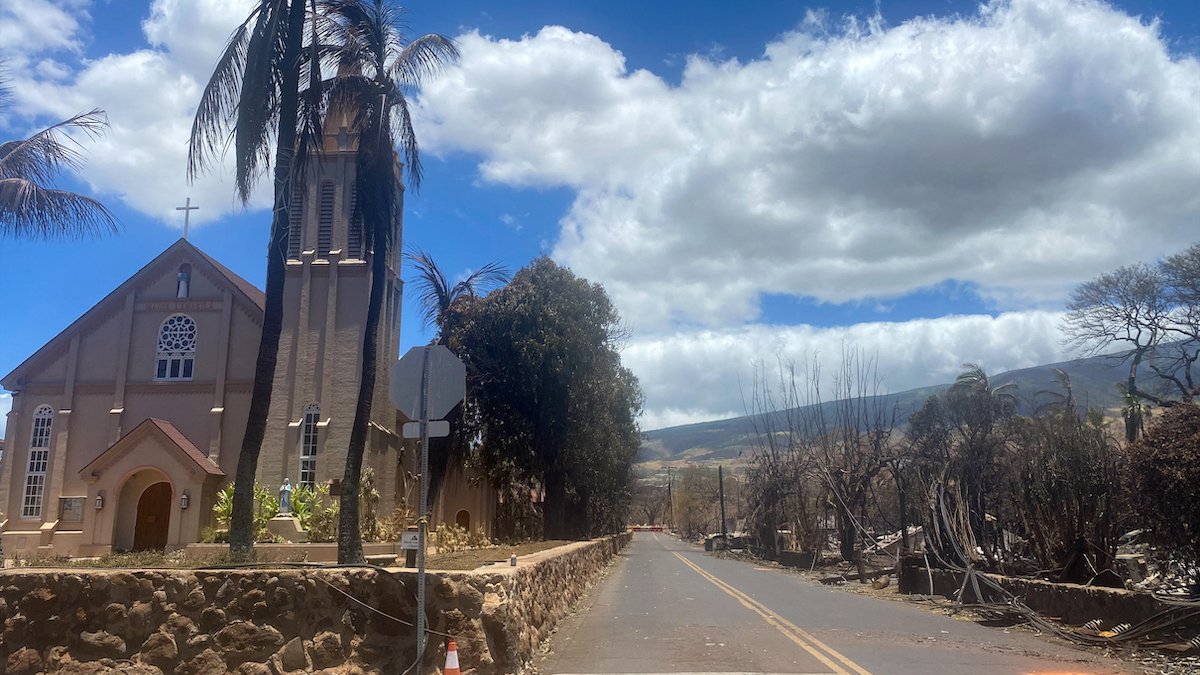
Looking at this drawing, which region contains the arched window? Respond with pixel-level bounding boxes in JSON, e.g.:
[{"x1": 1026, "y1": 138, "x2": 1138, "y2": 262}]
[
  {"x1": 22, "y1": 405, "x2": 54, "y2": 518},
  {"x1": 455, "y1": 509, "x2": 471, "y2": 531},
  {"x1": 176, "y1": 263, "x2": 191, "y2": 299},
  {"x1": 156, "y1": 314, "x2": 196, "y2": 380},
  {"x1": 317, "y1": 181, "x2": 335, "y2": 258},
  {"x1": 300, "y1": 403, "x2": 319, "y2": 487}
]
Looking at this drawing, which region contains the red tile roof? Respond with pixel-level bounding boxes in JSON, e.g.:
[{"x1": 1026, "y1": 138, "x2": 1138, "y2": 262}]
[
  {"x1": 78, "y1": 417, "x2": 224, "y2": 478},
  {"x1": 145, "y1": 418, "x2": 225, "y2": 476}
]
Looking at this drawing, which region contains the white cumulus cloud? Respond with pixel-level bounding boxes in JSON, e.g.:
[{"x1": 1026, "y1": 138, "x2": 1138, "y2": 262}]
[
  {"x1": 626, "y1": 310, "x2": 1070, "y2": 430},
  {"x1": 1, "y1": 0, "x2": 265, "y2": 228},
  {"x1": 416, "y1": 0, "x2": 1200, "y2": 331},
  {"x1": 0, "y1": 0, "x2": 88, "y2": 56}
]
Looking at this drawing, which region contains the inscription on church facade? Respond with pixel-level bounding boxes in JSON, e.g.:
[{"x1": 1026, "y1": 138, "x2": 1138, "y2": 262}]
[{"x1": 137, "y1": 300, "x2": 219, "y2": 313}]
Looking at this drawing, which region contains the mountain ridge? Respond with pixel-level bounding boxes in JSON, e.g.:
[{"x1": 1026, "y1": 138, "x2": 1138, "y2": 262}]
[{"x1": 638, "y1": 350, "x2": 1138, "y2": 467}]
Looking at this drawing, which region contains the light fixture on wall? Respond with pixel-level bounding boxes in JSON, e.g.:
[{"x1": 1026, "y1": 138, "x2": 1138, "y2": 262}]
[
  {"x1": 180, "y1": 492, "x2": 190, "y2": 510},
  {"x1": 94, "y1": 494, "x2": 104, "y2": 510}
]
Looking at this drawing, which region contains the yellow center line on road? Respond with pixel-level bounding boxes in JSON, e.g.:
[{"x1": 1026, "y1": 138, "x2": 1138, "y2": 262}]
[{"x1": 670, "y1": 550, "x2": 873, "y2": 675}]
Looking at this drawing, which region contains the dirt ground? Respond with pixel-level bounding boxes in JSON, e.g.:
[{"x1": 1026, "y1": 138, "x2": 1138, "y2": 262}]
[{"x1": 426, "y1": 539, "x2": 572, "y2": 570}]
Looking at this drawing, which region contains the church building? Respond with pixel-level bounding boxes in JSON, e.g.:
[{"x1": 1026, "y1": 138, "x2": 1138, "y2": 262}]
[{"x1": 0, "y1": 121, "x2": 492, "y2": 557}]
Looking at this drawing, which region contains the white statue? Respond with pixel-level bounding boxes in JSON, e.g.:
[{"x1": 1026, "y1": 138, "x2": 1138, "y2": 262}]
[{"x1": 279, "y1": 478, "x2": 293, "y2": 515}]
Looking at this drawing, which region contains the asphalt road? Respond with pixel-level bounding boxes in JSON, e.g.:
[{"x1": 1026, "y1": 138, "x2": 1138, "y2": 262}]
[{"x1": 536, "y1": 532, "x2": 1133, "y2": 675}]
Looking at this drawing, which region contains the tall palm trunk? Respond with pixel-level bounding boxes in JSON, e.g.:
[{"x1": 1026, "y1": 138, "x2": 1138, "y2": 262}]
[
  {"x1": 339, "y1": 219, "x2": 388, "y2": 563},
  {"x1": 229, "y1": 0, "x2": 307, "y2": 558}
]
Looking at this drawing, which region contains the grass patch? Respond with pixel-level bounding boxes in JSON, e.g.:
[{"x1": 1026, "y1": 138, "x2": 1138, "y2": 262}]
[
  {"x1": 7, "y1": 540, "x2": 576, "y2": 571},
  {"x1": 9, "y1": 549, "x2": 309, "y2": 569}
]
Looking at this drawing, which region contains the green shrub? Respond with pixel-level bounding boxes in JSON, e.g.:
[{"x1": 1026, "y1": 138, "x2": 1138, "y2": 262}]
[
  {"x1": 210, "y1": 482, "x2": 283, "y2": 543},
  {"x1": 431, "y1": 523, "x2": 491, "y2": 553},
  {"x1": 377, "y1": 504, "x2": 414, "y2": 542}
]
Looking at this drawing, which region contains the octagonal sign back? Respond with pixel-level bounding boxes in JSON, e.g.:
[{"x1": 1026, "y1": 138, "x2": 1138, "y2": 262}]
[{"x1": 389, "y1": 345, "x2": 466, "y2": 421}]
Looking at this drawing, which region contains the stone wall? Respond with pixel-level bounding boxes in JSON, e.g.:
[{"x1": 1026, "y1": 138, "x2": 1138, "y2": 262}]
[
  {"x1": 901, "y1": 564, "x2": 1171, "y2": 627},
  {"x1": 0, "y1": 532, "x2": 631, "y2": 674}
]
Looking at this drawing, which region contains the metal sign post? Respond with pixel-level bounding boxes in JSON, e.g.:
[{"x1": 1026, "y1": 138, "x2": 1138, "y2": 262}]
[
  {"x1": 389, "y1": 345, "x2": 466, "y2": 666},
  {"x1": 416, "y1": 347, "x2": 431, "y2": 662}
]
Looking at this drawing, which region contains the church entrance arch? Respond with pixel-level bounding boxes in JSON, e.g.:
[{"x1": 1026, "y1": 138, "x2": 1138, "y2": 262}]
[
  {"x1": 134, "y1": 482, "x2": 172, "y2": 551},
  {"x1": 113, "y1": 470, "x2": 173, "y2": 552}
]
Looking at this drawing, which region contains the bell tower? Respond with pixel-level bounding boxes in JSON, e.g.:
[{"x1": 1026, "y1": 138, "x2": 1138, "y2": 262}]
[{"x1": 260, "y1": 112, "x2": 404, "y2": 503}]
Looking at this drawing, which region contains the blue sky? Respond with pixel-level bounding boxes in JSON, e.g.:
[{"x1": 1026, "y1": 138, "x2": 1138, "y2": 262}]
[{"x1": 2, "y1": 0, "x2": 1200, "y2": 434}]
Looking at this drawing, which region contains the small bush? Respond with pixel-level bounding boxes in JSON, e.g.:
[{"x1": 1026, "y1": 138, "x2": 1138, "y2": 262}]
[
  {"x1": 377, "y1": 504, "x2": 414, "y2": 542},
  {"x1": 431, "y1": 523, "x2": 490, "y2": 553},
  {"x1": 211, "y1": 482, "x2": 285, "y2": 543},
  {"x1": 1127, "y1": 404, "x2": 1200, "y2": 588},
  {"x1": 293, "y1": 483, "x2": 338, "y2": 543}
]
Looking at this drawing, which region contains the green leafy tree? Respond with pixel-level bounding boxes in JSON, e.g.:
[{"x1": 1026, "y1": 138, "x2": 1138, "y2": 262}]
[
  {"x1": 318, "y1": 0, "x2": 458, "y2": 563},
  {"x1": 672, "y1": 466, "x2": 720, "y2": 540},
  {"x1": 0, "y1": 74, "x2": 116, "y2": 239},
  {"x1": 458, "y1": 258, "x2": 643, "y2": 538},
  {"x1": 630, "y1": 481, "x2": 668, "y2": 525},
  {"x1": 188, "y1": 0, "x2": 322, "y2": 557},
  {"x1": 404, "y1": 249, "x2": 507, "y2": 512}
]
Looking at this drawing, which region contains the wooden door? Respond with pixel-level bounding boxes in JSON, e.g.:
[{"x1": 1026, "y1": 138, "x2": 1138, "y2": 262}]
[{"x1": 133, "y1": 482, "x2": 172, "y2": 551}]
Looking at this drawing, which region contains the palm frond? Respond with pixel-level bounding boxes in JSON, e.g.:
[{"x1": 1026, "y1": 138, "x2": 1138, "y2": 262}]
[
  {"x1": 233, "y1": 0, "x2": 291, "y2": 201},
  {"x1": 0, "y1": 108, "x2": 117, "y2": 240},
  {"x1": 0, "y1": 179, "x2": 116, "y2": 239},
  {"x1": 0, "y1": 109, "x2": 107, "y2": 183},
  {"x1": 389, "y1": 33, "x2": 459, "y2": 88},
  {"x1": 451, "y1": 260, "x2": 510, "y2": 299},
  {"x1": 404, "y1": 248, "x2": 453, "y2": 328},
  {"x1": 187, "y1": 17, "x2": 252, "y2": 183}
]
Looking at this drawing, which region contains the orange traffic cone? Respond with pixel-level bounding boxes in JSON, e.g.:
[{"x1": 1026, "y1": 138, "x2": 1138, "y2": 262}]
[{"x1": 443, "y1": 639, "x2": 461, "y2": 675}]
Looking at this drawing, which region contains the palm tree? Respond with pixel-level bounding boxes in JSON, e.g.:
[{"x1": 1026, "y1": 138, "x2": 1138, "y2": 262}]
[
  {"x1": 187, "y1": 0, "x2": 323, "y2": 557},
  {"x1": 0, "y1": 74, "x2": 116, "y2": 239},
  {"x1": 319, "y1": 0, "x2": 458, "y2": 564},
  {"x1": 948, "y1": 363, "x2": 1017, "y2": 564},
  {"x1": 406, "y1": 248, "x2": 508, "y2": 345},
  {"x1": 1117, "y1": 382, "x2": 1150, "y2": 443},
  {"x1": 405, "y1": 249, "x2": 507, "y2": 511}
]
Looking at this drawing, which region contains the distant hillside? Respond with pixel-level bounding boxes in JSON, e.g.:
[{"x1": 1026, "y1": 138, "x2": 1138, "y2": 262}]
[{"x1": 639, "y1": 351, "x2": 1137, "y2": 468}]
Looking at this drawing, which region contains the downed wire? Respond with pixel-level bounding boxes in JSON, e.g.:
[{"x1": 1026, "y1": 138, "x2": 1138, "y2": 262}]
[
  {"x1": 952, "y1": 566, "x2": 1200, "y2": 647},
  {"x1": 920, "y1": 481, "x2": 1200, "y2": 649}
]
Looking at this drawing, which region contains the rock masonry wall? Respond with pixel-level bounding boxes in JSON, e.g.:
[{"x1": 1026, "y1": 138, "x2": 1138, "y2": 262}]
[
  {"x1": 906, "y1": 565, "x2": 1171, "y2": 627},
  {"x1": 0, "y1": 532, "x2": 632, "y2": 674}
]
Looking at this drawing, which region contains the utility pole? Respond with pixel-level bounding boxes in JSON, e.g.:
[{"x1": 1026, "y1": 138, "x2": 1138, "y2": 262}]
[
  {"x1": 666, "y1": 466, "x2": 673, "y2": 531},
  {"x1": 718, "y1": 465, "x2": 728, "y2": 544}
]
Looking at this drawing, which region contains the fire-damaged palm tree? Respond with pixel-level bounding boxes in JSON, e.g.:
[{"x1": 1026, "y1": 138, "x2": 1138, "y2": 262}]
[{"x1": 319, "y1": 0, "x2": 458, "y2": 563}]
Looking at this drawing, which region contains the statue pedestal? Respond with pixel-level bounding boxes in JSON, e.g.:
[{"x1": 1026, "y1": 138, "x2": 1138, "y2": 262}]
[{"x1": 267, "y1": 515, "x2": 308, "y2": 543}]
